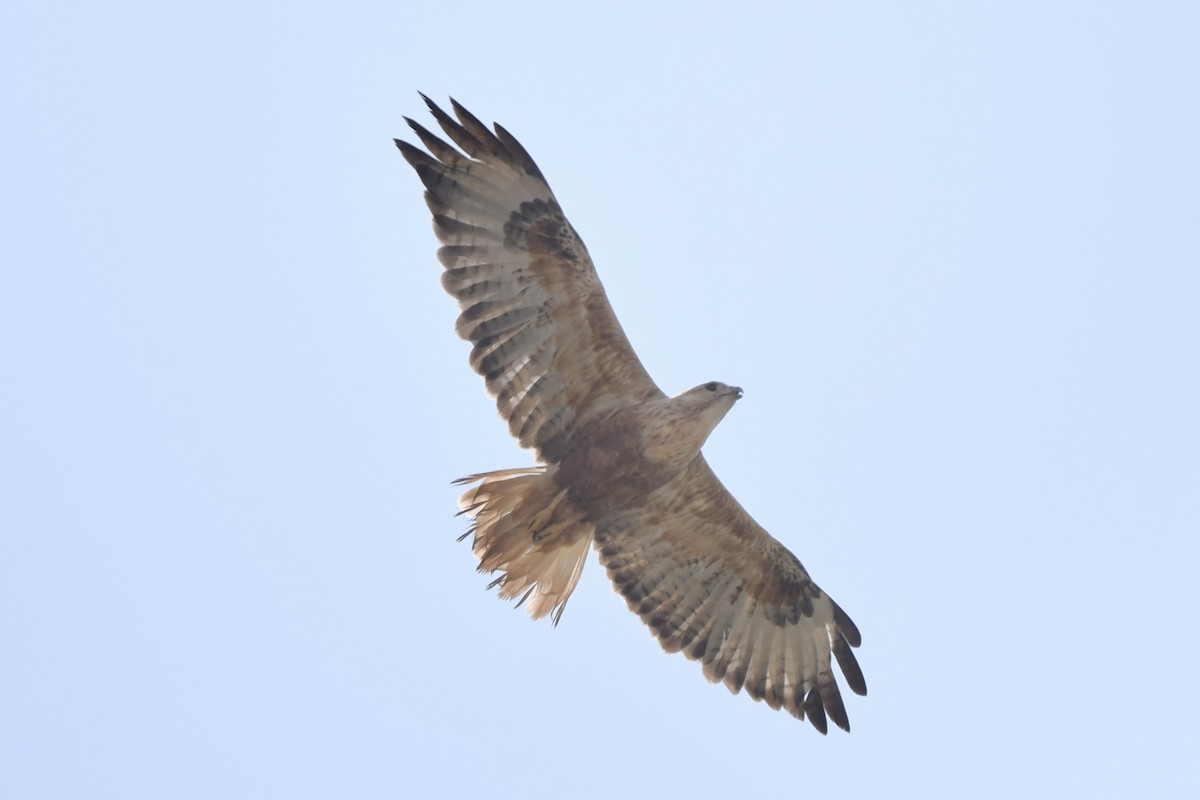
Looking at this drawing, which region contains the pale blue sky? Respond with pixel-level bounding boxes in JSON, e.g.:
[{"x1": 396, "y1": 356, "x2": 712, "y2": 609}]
[{"x1": 3, "y1": 1, "x2": 1198, "y2": 797}]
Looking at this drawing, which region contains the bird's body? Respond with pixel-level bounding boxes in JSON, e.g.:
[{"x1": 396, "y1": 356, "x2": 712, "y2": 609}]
[
  {"x1": 557, "y1": 383, "x2": 743, "y2": 515},
  {"x1": 396, "y1": 97, "x2": 866, "y2": 733}
]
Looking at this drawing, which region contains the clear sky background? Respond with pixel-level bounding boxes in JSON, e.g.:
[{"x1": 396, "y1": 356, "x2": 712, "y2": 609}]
[{"x1": 3, "y1": 1, "x2": 1198, "y2": 797}]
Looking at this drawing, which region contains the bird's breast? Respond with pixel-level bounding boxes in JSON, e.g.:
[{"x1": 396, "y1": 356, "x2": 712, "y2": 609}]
[{"x1": 554, "y1": 411, "x2": 685, "y2": 518}]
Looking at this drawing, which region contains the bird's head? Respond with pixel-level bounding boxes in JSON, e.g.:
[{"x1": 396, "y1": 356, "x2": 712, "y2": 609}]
[
  {"x1": 677, "y1": 380, "x2": 743, "y2": 428},
  {"x1": 642, "y1": 381, "x2": 744, "y2": 469}
]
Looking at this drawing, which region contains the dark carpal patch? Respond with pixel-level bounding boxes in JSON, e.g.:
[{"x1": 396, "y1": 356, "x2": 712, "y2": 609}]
[{"x1": 505, "y1": 198, "x2": 574, "y2": 258}]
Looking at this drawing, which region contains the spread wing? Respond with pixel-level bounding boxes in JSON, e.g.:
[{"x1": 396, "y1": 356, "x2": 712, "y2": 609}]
[
  {"x1": 396, "y1": 96, "x2": 663, "y2": 463},
  {"x1": 594, "y1": 457, "x2": 867, "y2": 733}
]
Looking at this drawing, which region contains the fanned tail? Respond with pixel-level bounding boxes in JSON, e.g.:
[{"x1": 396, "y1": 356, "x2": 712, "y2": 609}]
[{"x1": 455, "y1": 467, "x2": 594, "y2": 625}]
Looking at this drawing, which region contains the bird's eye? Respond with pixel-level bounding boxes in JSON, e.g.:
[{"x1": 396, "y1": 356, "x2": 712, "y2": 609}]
[{"x1": 704, "y1": 382, "x2": 718, "y2": 392}]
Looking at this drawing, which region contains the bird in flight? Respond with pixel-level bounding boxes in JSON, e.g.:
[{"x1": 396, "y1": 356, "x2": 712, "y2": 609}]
[{"x1": 395, "y1": 96, "x2": 866, "y2": 733}]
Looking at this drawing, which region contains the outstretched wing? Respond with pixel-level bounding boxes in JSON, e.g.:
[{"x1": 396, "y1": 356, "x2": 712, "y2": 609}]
[
  {"x1": 594, "y1": 457, "x2": 867, "y2": 733},
  {"x1": 396, "y1": 97, "x2": 663, "y2": 463}
]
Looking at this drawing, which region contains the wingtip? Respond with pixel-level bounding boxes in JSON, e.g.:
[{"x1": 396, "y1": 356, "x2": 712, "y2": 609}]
[
  {"x1": 418, "y1": 93, "x2": 466, "y2": 120},
  {"x1": 419, "y1": 92, "x2": 444, "y2": 118},
  {"x1": 393, "y1": 138, "x2": 427, "y2": 168}
]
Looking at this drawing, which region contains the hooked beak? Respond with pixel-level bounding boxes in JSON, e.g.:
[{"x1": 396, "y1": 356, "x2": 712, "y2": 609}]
[{"x1": 730, "y1": 386, "x2": 744, "y2": 401}]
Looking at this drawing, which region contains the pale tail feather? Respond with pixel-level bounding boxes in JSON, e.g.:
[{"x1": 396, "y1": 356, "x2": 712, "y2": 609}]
[{"x1": 455, "y1": 467, "x2": 594, "y2": 625}]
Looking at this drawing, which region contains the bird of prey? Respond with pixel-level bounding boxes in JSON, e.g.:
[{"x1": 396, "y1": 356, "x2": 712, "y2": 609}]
[{"x1": 395, "y1": 96, "x2": 866, "y2": 733}]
